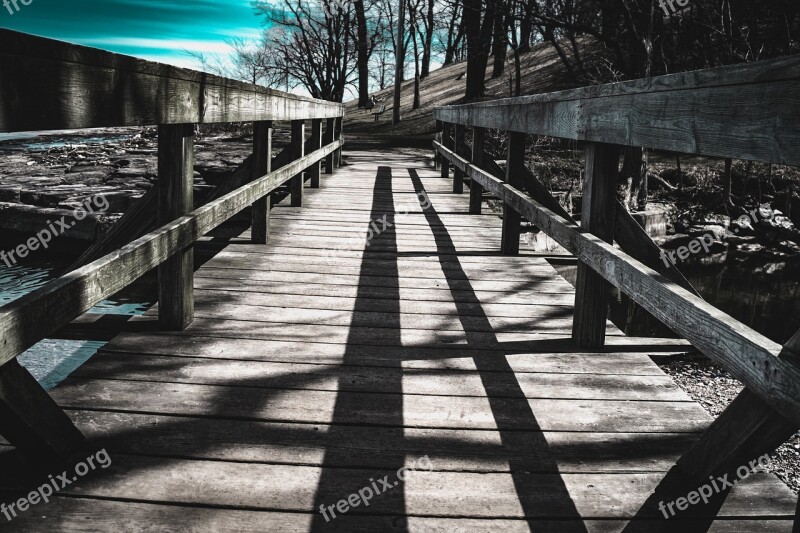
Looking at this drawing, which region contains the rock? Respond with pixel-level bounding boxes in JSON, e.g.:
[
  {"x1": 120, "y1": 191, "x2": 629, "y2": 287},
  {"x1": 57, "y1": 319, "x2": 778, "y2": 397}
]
[
  {"x1": 62, "y1": 170, "x2": 109, "y2": 185},
  {"x1": 729, "y1": 216, "x2": 755, "y2": 237},
  {"x1": 0, "y1": 186, "x2": 21, "y2": 202},
  {"x1": 687, "y1": 224, "x2": 726, "y2": 240}
]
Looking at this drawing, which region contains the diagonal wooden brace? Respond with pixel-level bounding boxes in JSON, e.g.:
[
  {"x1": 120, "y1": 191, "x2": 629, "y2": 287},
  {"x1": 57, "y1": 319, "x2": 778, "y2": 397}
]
[
  {"x1": 0, "y1": 360, "x2": 85, "y2": 463},
  {"x1": 676, "y1": 328, "x2": 800, "y2": 485}
]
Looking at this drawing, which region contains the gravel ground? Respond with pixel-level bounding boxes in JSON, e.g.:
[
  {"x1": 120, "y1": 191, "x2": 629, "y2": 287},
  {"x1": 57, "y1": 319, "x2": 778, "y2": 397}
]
[{"x1": 658, "y1": 352, "x2": 800, "y2": 493}]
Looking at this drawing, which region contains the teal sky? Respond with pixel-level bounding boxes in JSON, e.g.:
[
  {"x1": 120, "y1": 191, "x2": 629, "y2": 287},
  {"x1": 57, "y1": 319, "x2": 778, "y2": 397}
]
[{"x1": 0, "y1": 0, "x2": 263, "y2": 69}]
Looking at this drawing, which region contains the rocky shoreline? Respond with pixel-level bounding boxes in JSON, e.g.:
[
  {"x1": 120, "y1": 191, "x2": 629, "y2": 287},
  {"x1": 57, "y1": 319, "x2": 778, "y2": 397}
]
[{"x1": 0, "y1": 127, "x2": 275, "y2": 254}]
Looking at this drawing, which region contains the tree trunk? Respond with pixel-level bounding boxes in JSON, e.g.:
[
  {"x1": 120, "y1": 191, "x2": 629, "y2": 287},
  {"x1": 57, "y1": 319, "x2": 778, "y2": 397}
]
[
  {"x1": 413, "y1": 25, "x2": 421, "y2": 109},
  {"x1": 444, "y1": 5, "x2": 463, "y2": 65},
  {"x1": 421, "y1": 0, "x2": 434, "y2": 78},
  {"x1": 464, "y1": 0, "x2": 497, "y2": 99},
  {"x1": 392, "y1": 0, "x2": 406, "y2": 124},
  {"x1": 518, "y1": 0, "x2": 535, "y2": 53},
  {"x1": 354, "y1": 0, "x2": 370, "y2": 108},
  {"x1": 491, "y1": 5, "x2": 508, "y2": 78}
]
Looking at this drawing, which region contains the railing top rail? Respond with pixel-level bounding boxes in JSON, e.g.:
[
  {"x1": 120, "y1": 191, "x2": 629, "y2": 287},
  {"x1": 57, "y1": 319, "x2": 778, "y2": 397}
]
[
  {"x1": 434, "y1": 56, "x2": 800, "y2": 166},
  {"x1": 0, "y1": 29, "x2": 344, "y2": 133}
]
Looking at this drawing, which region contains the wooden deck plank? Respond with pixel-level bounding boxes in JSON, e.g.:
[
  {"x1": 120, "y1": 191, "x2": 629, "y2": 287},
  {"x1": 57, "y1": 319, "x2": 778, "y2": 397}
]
[{"x1": 2, "y1": 148, "x2": 792, "y2": 530}]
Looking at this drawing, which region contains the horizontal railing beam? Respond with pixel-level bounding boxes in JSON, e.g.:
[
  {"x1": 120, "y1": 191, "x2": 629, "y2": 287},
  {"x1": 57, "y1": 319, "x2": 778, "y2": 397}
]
[
  {"x1": 434, "y1": 140, "x2": 800, "y2": 425},
  {"x1": 0, "y1": 140, "x2": 342, "y2": 367},
  {"x1": 433, "y1": 57, "x2": 800, "y2": 166},
  {"x1": 0, "y1": 30, "x2": 344, "y2": 132}
]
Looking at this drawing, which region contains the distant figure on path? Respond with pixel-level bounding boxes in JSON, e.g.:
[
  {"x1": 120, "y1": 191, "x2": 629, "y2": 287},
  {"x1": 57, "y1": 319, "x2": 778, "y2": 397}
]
[{"x1": 364, "y1": 95, "x2": 376, "y2": 113}]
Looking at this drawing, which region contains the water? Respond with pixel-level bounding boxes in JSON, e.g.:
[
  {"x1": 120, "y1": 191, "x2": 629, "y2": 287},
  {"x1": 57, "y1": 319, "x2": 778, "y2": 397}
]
[
  {"x1": 0, "y1": 260, "x2": 153, "y2": 390},
  {"x1": 0, "y1": 130, "x2": 132, "y2": 150}
]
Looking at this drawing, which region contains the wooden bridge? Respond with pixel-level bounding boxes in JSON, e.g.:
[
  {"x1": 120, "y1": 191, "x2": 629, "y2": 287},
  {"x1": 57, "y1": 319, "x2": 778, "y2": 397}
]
[{"x1": 0, "y1": 29, "x2": 799, "y2": 531}]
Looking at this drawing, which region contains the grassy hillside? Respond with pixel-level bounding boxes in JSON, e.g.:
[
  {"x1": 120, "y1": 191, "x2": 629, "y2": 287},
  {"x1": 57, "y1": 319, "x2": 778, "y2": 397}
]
[{"x1": 343, "y1": 41, "x2": 587, "y2": 137}]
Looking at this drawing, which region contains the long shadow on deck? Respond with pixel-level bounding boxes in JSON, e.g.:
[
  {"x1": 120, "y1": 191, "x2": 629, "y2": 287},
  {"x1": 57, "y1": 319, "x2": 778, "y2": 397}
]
[
  {"x1": 406, "y1": 168, "x2": 587, "y2": 531},
  {"x1": 311, "y1": 165, "x2": 408, "y2": 530}
]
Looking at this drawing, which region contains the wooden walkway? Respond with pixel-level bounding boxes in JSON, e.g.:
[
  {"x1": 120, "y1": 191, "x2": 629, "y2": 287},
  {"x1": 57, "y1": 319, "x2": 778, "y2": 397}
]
[{"x1": 0, "y1": 148, "x2": 795, "y2": 531}]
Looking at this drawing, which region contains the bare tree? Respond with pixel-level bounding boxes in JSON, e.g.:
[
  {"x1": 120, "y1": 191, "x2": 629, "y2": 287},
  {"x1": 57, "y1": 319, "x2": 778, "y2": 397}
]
[{"x1": 254, "y1": 0, "x2": 356, "y2": 101}]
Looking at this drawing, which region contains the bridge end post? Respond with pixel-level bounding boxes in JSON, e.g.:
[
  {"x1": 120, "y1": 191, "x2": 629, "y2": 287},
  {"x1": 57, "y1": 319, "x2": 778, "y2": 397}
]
[
  {"x1": 469, "y1": 127, "x2": 486, "y2": 214},
  {"x1": 290, "y1": 120, "x2": 305, "y2": 207},
  {"x1": 501, "y1": 131, "x2": 525, "y2": 255},
  {"x1": 157, "y1": 123, "x2": 195, "y2": 330},
  {"x1": 572, "y1": 142, "x2": 620, "y2": 348},
  {"x1": 251, "y1": 121, "x2": 272, "y2": 244},
  {"x1": 310, "y1": 119, "x2": 322, "y2": 188}
]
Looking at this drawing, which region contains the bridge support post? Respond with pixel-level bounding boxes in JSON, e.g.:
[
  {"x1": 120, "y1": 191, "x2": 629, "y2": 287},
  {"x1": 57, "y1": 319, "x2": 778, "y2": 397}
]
[
  {"x1": 157, "y1": 123, "x2": 195, "y2": 330},
  {"x1": 501, "y1": 131, "x2": 525, "y2": 255},
  {"x1": 572, "y1": 142, "x2": 620, "y2": 348},
  {"x1": 310, "y1": 119, "x2": 322, "y2": 188},
  {"x1": 325, "y1": 118, "x2": 335, "y2": 175},
  {"x1": 469, "y1": 127, "x2": 486, "y2": 214},
  {"x1": 0, "y1": 359, "x2": 85, "y2": 463},
  {"x1": 251, "y1": 121, "x2": 272, "y2": 244},
  {"x1": 453, "y1": 124, "x2": 465, "y2": 194},
  {"x1": 290, "y1": 120, "x2": 305, "y2": 207},
  {"x1": 334, "y1": 117, "x2": 343, "y2": 167},
  {"x1": 441, "y1": 123, "x2": 451, "y2": 180}
]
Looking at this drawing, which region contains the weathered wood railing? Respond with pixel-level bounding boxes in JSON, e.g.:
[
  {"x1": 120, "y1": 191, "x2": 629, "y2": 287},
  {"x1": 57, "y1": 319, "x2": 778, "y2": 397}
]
[
  {"x1": 434, "y1": 56, "x2": 800, "y2": 500},
  {"x1": 0, "y1": 30, "x2": 344, "y2": 462}
]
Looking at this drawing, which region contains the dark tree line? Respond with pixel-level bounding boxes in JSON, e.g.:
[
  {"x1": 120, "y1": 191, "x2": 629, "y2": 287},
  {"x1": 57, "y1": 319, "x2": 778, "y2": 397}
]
[{"x1": 195, "y1": 0, "x2": 798, "y2": 118}]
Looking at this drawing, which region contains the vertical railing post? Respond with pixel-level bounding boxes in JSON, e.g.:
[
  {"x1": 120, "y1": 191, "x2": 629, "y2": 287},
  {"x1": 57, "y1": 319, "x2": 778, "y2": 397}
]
[
  {"x1": 290, "y1": 120, "x2": 305, "y2": 207},
  {"x1": 334, "y1": 116, "x2": 343, "y2": 167},
  {"x1": 251, "y1": 120, "x2": 272, "y2": 244},
  {"x1": 469, "y1": 127, "x2": 486, "y2": 214},
  {"x1": 572, "y1": 142, "x2": 621, "y2": 348},
  {"x1": 434, "y1": 120, "x2": 442, "y2": 169},
  {"x1": 501, "y1": 131, "x2": 525, "y2": 255},
  {"x1": 441, "y1": 122, "x2": 451, "y2": 181},
  {"x1": 325, "y1": 117, "x2": 335, "y2": 175},
  {"x1": 157, "y1": 123, "x2": 195, "y2": 330},
  {"x1": 310, "y1": 119, "x2": 322, "y2": 188},
  {"x1": 453, "y1": 124, "x2": 465, "y2": 193}
]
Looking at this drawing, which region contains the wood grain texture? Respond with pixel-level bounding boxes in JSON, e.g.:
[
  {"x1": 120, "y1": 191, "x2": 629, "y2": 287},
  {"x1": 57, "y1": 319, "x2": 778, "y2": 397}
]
[
  {"x1": 469, "y1": 127, "x2": 485, "y2": 214},
  {"x1": 453, "y1": 124, "x2": 465, "y2": 194},
  {"x1": 309, "y1": 119, "x2": 322, "y2": 188},
  {"x1": 433, "y1": 57, "x2": 800, "y2": 165},
  {"x1": 0, "y1": 30, "x2": 343, "y2": 132},
  {"x1": 0, "y1": 147, "x2": 792, "y2": 529},
  {"x1": 0, "y1": 141, "x2": 341, "y2": 368},
  {"x1": 290, "y1": 120, "x2": 305, "y2": 207},
  {"x1": 0, "y1": 359, "x2": 84, "y2": 462},
  {"x1": 435, "y1": 140, "x2": 800, "y2": 425},
  {"x1": 572, "y1": 142, "x2": 620, "y2": 348},
  {"x1": 501, "y1": 131, "x2": 525, "y2": 255},
  {"x1": 156, "y1": 124, "x2": 195, "y2": 330},
  {"x1": 325, "y1": 117, "x2": 335, "y2": 174},
  {"x1": 251, "y1": 121, "x2": 272, "y2": 244},
  {"x1": 675, "y1": 329, "x2": 800, "y2": 484}
]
